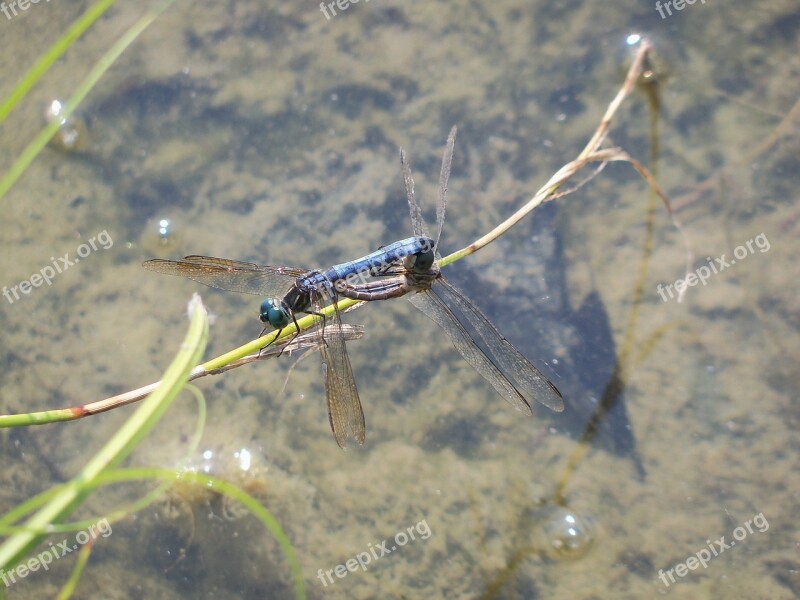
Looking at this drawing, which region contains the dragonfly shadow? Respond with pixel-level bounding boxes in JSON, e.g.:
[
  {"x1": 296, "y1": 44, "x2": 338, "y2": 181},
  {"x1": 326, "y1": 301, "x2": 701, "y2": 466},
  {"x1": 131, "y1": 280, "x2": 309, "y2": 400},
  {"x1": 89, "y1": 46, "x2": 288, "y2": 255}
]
[{"x1": 457, "y1": 201, "x2": 645, "y2": 477}]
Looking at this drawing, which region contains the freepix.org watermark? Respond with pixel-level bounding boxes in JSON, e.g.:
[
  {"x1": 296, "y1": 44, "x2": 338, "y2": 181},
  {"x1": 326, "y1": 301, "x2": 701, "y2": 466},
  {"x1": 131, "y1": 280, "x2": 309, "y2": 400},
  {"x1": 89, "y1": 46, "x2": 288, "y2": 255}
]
[
  {"x1": 657, "y1": 512, "x2": 769, "y2": 588},
  {"x1": 656, "y1": 232, "x2": 770, "y2": 303},
  {"x1": 655, "y1": 0, "x2": 706, "y2": 19},
  {"x1": 317, "y1": 519, "x2": 432, "y2": 587},
  {"x1": 0, "y1": 518, "x2": 112, "y2": 588},
  {"x1": 1, "y1": 0, "x2": 51, "y2": 21},
  {"x1": 2, "y1": 230, "x2": 113, "y2": 305},
  {"x1": 319, "y1": 0, "x2": 372, "y2": 21}
]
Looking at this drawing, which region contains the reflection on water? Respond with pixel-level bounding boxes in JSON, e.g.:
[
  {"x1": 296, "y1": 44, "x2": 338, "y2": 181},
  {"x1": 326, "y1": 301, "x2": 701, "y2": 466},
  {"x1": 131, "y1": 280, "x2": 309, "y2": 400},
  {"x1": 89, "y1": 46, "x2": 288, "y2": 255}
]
[{"x1": 0, "y1": 0, "x2": 797, "y2": 598}]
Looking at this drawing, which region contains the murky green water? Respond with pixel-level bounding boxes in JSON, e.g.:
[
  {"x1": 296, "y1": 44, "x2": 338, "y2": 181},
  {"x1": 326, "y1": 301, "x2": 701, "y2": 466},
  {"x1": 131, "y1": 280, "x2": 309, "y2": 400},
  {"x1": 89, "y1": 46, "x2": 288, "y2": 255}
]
[{"x1": 0, "y1": 1, "x2": 797, "y2": 598}]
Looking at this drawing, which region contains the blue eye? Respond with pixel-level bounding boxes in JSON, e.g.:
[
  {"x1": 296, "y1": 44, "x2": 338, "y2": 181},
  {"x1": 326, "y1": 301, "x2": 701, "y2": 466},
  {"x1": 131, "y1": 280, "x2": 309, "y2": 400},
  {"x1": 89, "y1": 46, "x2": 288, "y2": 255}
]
[
  {"x1": 260, "y1": 299, "x2": 291, "y2": 328},
  {"x1": 406, "y1": 250, "x2": 434, "y2": 273}
]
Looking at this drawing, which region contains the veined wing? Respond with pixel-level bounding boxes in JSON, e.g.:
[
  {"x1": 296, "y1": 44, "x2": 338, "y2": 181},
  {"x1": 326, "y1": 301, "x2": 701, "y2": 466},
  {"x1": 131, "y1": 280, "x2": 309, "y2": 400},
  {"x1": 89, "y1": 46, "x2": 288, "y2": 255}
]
[
  {"x1": 313, "y1": 289, "x2": 365, "y2": 448},
  {"x1": 408, "y1": 288, "x2": 535, "y2": 415},
  {"x1": 401, "y1": 147, "x2": 430, "y2": 239},
  {"x1": 143, "y1": 255, "x2": 307, "y2": 298},
  {"x1": 401, "y1": 126, "x2": 457, "y2": 257},
  {"x1": 433, "y1": 277, "x2": 564, "y2": 412},
  {"x1": 258, "y1": 324, "x2": 365, "y2": 357},
  {"x1": 434, "y1": 126, "x2": 456, "y2": 255}
]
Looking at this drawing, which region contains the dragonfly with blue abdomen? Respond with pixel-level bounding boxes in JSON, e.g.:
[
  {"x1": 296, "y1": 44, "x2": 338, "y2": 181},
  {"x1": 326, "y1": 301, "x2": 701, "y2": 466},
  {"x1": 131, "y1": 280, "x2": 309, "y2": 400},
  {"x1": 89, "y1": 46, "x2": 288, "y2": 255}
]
[
  {"x1": 143, "y1": 235, "x2": 433, "y2": 448},
  {"x1": 338, "y1": 126, "x2": 564, "y2": 415}
]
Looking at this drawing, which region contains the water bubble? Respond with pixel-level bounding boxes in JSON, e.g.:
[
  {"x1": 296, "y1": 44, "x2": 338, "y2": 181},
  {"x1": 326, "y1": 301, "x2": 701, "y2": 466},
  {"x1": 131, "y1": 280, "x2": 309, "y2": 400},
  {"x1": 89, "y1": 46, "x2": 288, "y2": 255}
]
[
  {"x1": 537, "y1": 504, "x2": 595, "y2": 560},
  {"x1": 174, "y1": 445, "x2": 270, "y2": 520},
  {"x1": 158, "y1": 219, "x2": 172, "y2": 238},
  {"x1": 45, "y1": 99, "x2": 88, "y2": 152},
  {"x1": 139, "y1": 216, "x2": 182, "y2": 255},
  {"x1": 617, "y1": 32, "x2": 675, "y2": 86}
]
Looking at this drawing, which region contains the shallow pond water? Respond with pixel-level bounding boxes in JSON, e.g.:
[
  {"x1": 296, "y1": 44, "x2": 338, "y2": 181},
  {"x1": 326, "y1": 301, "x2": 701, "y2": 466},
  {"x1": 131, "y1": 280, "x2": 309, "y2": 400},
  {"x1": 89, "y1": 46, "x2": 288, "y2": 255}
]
[{"x1": 0, "y1": 1, "x2": 797, "y2": 598}]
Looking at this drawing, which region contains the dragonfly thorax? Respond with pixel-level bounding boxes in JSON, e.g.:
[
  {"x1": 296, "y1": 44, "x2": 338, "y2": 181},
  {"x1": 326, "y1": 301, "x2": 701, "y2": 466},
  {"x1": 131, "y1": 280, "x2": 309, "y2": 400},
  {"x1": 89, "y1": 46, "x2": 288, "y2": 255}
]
[{"x1": 259, "y1": 298, "x2": 292, "y2": 329}]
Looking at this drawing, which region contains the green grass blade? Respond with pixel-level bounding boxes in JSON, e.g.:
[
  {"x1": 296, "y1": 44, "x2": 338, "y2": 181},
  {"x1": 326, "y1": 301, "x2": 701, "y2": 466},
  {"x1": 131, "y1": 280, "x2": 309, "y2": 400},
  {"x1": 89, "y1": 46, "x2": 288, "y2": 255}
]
[
  {"x1": 0, "y1": 0, "x2": 117, "y2": 125},
  {"x1": 0, "y1": 385, "x2": 208, "y2": 537},
  {"x1": 99, "y1": 467, "x2": 307, "y2": 600},
  {"x1": 0, "y1": 294, "x2": 208, "y2": 572},
  {"x1": 94, "y1": 467, "x2": 307, "y2": 600},
  {"x1": 55, "y1": 541, "x2": 93, "y2": 600},
  {"x1": 0, "y1": 0, "x2": 176, "y2": 201}
]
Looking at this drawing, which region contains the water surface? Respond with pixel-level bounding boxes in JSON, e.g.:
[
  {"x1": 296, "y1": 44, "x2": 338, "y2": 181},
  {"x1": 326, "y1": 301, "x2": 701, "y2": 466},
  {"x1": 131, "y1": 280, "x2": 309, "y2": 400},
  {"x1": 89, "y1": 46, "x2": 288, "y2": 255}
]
[{"x1": 0, "y1": 1, "x2": 797, "y2": 598}]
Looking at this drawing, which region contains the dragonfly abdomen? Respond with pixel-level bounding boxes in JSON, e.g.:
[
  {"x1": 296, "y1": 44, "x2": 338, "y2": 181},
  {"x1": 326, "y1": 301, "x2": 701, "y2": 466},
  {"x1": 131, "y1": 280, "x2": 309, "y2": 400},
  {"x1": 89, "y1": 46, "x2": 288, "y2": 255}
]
[{"x1": 323, "y1": 236, "x2": 435, "y2": 287}]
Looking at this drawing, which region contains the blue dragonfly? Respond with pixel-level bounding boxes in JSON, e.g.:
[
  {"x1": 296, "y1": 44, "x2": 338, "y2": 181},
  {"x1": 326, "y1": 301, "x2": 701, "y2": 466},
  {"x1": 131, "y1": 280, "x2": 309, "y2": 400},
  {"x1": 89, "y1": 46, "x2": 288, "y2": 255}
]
[
  {"x1": 338, "y1": 126, "x2": 564, "y2": 416},
  {"x1": 143, "y1": 236, "x2": 433, "y2": 448}
]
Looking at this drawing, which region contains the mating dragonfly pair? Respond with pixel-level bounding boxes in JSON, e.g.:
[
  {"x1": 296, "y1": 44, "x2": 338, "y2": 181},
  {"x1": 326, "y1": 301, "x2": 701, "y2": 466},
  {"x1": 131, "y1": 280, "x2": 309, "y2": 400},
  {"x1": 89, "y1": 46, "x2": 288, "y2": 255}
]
[{"x1": 143, "y1": 127, "x2": 563, "y2": 448}]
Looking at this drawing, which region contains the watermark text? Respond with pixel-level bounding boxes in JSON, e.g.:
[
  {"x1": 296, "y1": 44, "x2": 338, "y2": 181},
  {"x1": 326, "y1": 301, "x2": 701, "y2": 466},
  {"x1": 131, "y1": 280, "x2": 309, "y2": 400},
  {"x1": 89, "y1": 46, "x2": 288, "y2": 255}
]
[
  {"x1": 3, "y1": 230, "x2": 113, "y2": 305},
  {"x1": 0, "y1": 518, "x2": 112, "y2": 588},
  {"x1": 656, "y1": 232, "x2": 770, "y2": 303},
  {"x1": 317, "y1": 519, "x2": 431, "y2": 586},
  {"x1": 1, "y1": 0, "x2": 52, "y2": 21},
  {"x1": 320, "y1": 0, "x2": 372, "y2": 21},
  {"x1": 658, "y1": 512, "x2": 768, "y2": 588},
  {"x1": 655, "y1": 0, "x2": 706, "y2": 19}
]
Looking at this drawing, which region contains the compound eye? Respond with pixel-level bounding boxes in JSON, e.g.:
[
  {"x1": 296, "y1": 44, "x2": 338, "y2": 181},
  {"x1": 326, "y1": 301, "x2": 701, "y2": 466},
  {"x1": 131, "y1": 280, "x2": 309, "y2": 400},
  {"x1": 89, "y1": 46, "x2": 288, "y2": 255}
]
[
  {"x1": 405, "y1": 250, "x2": 434, "y2": 273},
  {"x1": 259, "y1": 299, "x2": 291, "y2": 328},
  {"x1": 259, "y1": 299, "x2": 273, "y2": 323}
]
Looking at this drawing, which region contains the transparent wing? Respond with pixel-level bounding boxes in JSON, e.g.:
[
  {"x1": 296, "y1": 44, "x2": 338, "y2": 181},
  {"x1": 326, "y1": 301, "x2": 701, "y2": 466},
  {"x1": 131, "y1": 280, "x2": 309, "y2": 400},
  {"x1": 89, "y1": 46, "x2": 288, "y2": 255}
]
[
  {"x1": 434, "y1": 277, "x2": 564, "y2": 412},
  {"x1": 408, "y1": 288, "x2": 534, "y2": 415},
  {"x1": 143, "y1": 255, "x2": 307, "y2": 298},
  {"x1": 401, "y1": 127, "x2": 456, "y2": 258},
  {"x1": 260, "y1": 324, "x2": 365, "y2": 357},
  {"x1": 401, "y1": 148, "x2": 430, "y2": 239},
  {"x1": 313, "y1": 289, "x2": 365, "y2": 448},
  {"x1": 435, "y1": 126, "x2": 457, "y2": 256}
]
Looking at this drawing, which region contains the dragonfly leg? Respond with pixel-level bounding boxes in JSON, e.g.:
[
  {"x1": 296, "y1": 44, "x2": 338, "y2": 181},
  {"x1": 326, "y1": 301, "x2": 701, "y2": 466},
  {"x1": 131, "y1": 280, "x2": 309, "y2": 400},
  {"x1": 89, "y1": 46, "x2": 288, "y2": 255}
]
[
  {"x1": 275, "y1": 308, "x2": 325, "y2": 358},
  {"x1": 309, "y1": 310, "x2": 327, "y2": 341},
  {"x1": 257, "y1": 325, "x2": 285, "y2": 358}
]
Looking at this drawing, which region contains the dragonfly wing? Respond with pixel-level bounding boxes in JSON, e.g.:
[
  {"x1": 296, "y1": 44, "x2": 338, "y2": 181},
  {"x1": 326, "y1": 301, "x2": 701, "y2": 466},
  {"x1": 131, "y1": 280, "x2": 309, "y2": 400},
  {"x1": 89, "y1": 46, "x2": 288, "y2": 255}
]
[
  {"x1": 435, "y1": 277, "x2": 564, "y2": 412},
  {"x1": 313, "y1": 291, "x2": 365, "y2": 448},
  {"x1": 408, "y1": 288, "x2": 534, "y2": 415},
  {"x1": 143, "y1": 255, "x2": 307, "y2": 298},
  {"x1": 401, "y1": 148, "x2": 430, "y2": 239},
  {"x1": 258, "y1": 324, "x2": 365, "y2": 358},
  {"x1": 435, "y1": 126, "x2": 457, "y2": 255}
]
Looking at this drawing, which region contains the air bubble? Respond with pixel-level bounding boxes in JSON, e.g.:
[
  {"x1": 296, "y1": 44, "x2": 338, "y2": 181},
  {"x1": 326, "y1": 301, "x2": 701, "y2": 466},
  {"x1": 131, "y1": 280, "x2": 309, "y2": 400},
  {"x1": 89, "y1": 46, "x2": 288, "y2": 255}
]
[
  {"x1": 45, "y1": 99, "x2": 88, "y2": 152},
  {"x1": 537, "y1": 504, "x2": 595, "y2": 560}
]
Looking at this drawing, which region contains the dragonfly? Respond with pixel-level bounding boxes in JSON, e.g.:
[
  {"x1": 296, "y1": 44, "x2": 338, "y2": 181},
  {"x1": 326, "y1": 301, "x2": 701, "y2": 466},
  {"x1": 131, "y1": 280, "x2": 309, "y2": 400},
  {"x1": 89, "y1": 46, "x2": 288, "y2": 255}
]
[
  {"x1": 337, "y1": 126, "x2": 564, "y2": 416},
  {"x1": 143, "y1": 236, "x2": 434, "y2": 448}
]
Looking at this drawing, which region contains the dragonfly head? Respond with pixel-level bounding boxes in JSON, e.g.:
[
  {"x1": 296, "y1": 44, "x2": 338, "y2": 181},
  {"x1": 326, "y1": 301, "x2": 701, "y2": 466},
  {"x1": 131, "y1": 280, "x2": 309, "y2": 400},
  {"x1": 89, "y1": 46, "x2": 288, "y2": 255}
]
[
  {"x1": 259, "y1": 298, "x2": 292, "y2": 329},
  {"x1": 404, "y1": 248, "x2": 435, "y2": 274}
]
